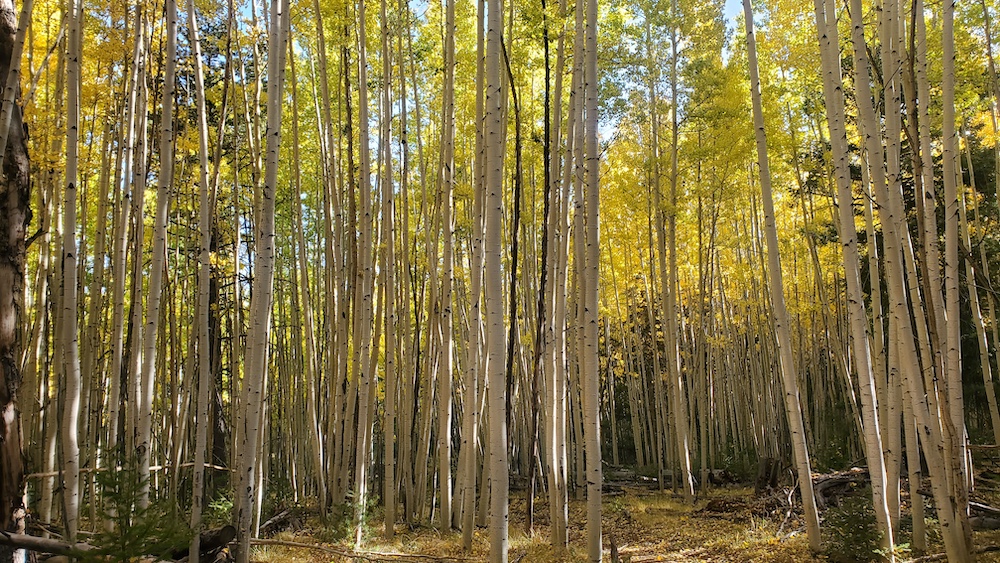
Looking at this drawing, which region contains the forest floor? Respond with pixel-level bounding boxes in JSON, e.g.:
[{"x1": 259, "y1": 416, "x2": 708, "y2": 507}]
[{"x1": 246, "y1": 480, "x2": 1000, "y2": 563}]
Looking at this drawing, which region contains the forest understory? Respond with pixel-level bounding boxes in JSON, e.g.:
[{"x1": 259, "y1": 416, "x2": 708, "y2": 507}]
[
  {"x1": 3, "y1": 0, "x2": 999, "y2": 559},
  {"x1": 184, "y1": 462, "x2": 1000, "y2": 563},
  {"x1": 228, "y1": 484, "x2": 1000, "y2": 563}
]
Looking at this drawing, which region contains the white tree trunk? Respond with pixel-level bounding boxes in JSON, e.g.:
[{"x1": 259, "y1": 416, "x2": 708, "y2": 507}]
[
  {"x1": 380, "y1": 0, "x2": 397, "y2": 536},
  {"x1": 106, "y1": 6, "x2": 145, "y2": 490},
  {"x1": 60, "y1": 0, "x2": 82, "y2": 541},
  {"x1": 234, "y1": 0, "x2": 288, "y2": 560},
  {"x1": 941, "y1": 6, "x2": 972, "y2": 553},
  {"x1": 438, "y1": 0, "x2": 457, "y2": 529},
  {"x1": 352, "y1": 0, "x2": 378, "y2": 544},
  {"x1": 817, "y1": 0, "x2": 895, "y2": 551},
  {"x1": 188, "y1": 0, "x2": 214, "y2": 558},
  {"x1": 666, "y1": 0, "x2": 694, "y2": 505},
  {"x1": 136, "y1": 0, "x2": 178, "y2": 511},
  {"x1": 583, "y1": 0, "x2": 601, "y2": 555},
  {"x1": 461, "y1": 0, "x2": 486, "y2": 547},
  {"x1": 485, "y1": 0, "x2": 508, "y2": 554},
  {"x1": 743, "y1": 0, "x2": 821, "y2": 550},
  {"x1": 961, "y1": 139, "x2": 1000, "y2": 444}
]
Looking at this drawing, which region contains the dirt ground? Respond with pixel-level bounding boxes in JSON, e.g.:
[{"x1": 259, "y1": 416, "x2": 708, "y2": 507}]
[{"x1": 247, "y1": 482, "x2": 1000, "y2": 562}]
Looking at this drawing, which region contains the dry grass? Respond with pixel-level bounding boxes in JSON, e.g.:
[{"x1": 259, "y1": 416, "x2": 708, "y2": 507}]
[
  {"x1": 247, "y1": 486, "x2": 824, "y2": 562},
  {"x1": 243, "y1": 479, "x2": 1000, "y2": 562}
]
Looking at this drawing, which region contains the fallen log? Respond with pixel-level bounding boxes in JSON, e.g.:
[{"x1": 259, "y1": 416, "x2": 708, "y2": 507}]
[
  {"x1": 970, "y1": 501, "x2": 1000, "y2": 517},
  {"x1": 0, "y1": 531, "x2": 93, "y2": 557},
  {"x1": 171, "y1": 525, "x2": 236, "y2": 560},
  {"x1": 3, "y1": 526, "x2": 235, "y2": 562},
  {"x1": 812, "y1": 469, "x2": 870, "y2": 509},
  {"x1": 971, "y1": 516, "x2": 1000, "y2": 530}
]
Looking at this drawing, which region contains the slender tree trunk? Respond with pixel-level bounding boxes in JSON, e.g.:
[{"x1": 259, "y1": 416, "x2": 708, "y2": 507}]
[
  {"x1": 962, "y1": 138, "x2": 1000, "y2": 444},
  {"x1": 461, "y1": 0, "x2": 486, "y2": 547},
  {"x1": 234, "y1": 0, "x2": 288, "y2": 559},
  {"x1": 941, "y1": 5, "x2": 973, "y2": 554},
  {"x1": 818, "y1": 0, "x2": 895, "y2": 551},
  {"x1": 287, "y1": 30, "x2": 326, "y2": 517},
  {"x1": 583, "y1": 0, "x2": 601, "y2": 552},
  {"x1": 136, "y1": 0, "x2": 177, "y2": 511},
  {"x1": 524, "y1": 0, "x2": 552, "y2": 538},
  {"x1": 0, "y1": 0, "x2": 30, "y2": 555},
  {"x1": 438, "y1": 0, "x2": 456, "y2": 529},
  {"x1": 189, "y1": 0, "x2": 214, "y2": 558},
  {"x1": 743, "y1": 0, "x2": 821, "y2": 550},
  {"x1": 379, "y1": 0, "x2": 397, "y2": 536},
  {"x1": 352, "y1": 0, "x2": 378, "y2": 543},
  {"x1": 544, "y1": 0, "x2": 576, "y2": 540},
  {"x1": 485, "y1": 0, "x2": 508, "y2": 554},
  {"x1": 60, "y1": 0, "x2": 81, "y2": 541},
  {"x1": 665, "y1": 0, "x2": 694, "y2": 505}
]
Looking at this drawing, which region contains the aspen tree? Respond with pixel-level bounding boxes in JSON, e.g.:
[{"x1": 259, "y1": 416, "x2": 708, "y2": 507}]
[
  {"x1": 397, "y1": 0, "x2": 418, "y2": 522},
  {"x1": 643, "y1": 15, "x2": 668, "y2": 493},
  {"x1": 0, "y1": 0, "x2": 29, "y2": 159},
  {"x1": 864, "y1": 0, "x2": 966, "y2": 552},
  {"x1": 583, "y1": 0, "x2": 601, "y2": 552},
  {"x1": 82, "y1": 129, "x2": 110, "y2": 534},
  {"x1": 310, "y1": 0, "x2": 343, "y2": 505},
  {"x1": 438, "y1": 0, "x2": 457, "y2": 529},
  {"x1": 911, "y1": 0, "x2": 946, "y2": 370},
  {"x1": 485, "y1": 0, "x2": 508, "y2": 554},
  {"x1": 352, "y1": 0, "x2": 378, "y2": 542},
  {"x1": 37, "y1": 36, "x2": 64, "y2": 536},
  {"x1": 742, "y1": 0, "x2": 821, "y2": 550},
  {"x1": 878, "y1": 0, "x2": 906, "y2": 529},
  {"x1": 461, "y1": 0, "x2": 486, "y2": 547},
  {"x1": 546, "y1": 0, "x2": 572, "y2": 543},
  {"x1": 525, "y1": 0, "x2": 553, "y2": 536},
  {"x1": 288, "y1": 34, "x2": 326, "y2": 517},
  {"x1": 961, "y1": 138, "x2": 1000, "y2": 444},
  {"x1": 815, "y1": 0, "x2": 895, "y2": 550},
  {"x1": 234, "y1": 0, "x2": 288, "y2": 559},
  {"x1": 571, "y1": 0, "x2": 587, "y2": 501},
  {"x1": 189, "y1": 0, "x2": 214, "y2": 558},
  {"x1": 380, "y1": 0, "x2": 398, "y2": 536},
  {"x1": 941, "y1": 0, "x2": 970, "y2": 521},
  {"x1": 0, "y1": 0, "x2": 29, "y2": 545},
  {"x1": 60, "y1": 0, "x2": 81, "y2": 540},
  {"x1": 126, "y1": 24, "x2": 149, "y2": 463},
  {"x1": 136, "y1": 0, "x2": 177, "y2": 510},
  {"x1": 666, "y1": 0, "x2": 694, "y2": 504}
]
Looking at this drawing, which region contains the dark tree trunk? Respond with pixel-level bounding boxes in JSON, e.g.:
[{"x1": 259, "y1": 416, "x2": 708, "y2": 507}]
[
  {"x1": 209, "y1": 232, "x2": 229, "y2": 496},
  {"x1": 0, "y1": 0, "x2": 31, "y2": 559}
]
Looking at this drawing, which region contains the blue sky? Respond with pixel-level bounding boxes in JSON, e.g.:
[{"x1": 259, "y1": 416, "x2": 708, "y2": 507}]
[{"x1": 724, "y1": 0, "x2": 743, "y2": 31}]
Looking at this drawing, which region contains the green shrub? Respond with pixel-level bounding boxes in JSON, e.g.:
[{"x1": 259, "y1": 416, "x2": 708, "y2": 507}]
[
  {"x1": 316, "y1": 501, "x2": 354, "y2": 542},
  {"x1": 85, "y1": 457, "x2": 193, "y2": 561},
  {"x1": 823, "y1": 491, "x2": 883, "y2": 563}
]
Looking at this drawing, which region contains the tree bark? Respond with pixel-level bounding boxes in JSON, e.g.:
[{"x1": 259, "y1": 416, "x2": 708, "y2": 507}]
[
  {"x1": 486, "y1": 0, "x2": 508, "y2": 554},
  {"x1": 743, "y1": 0, "x2": 821, "y2": 550},
  {"x1": 60, "y1": 0, "x2": 81, "y2": 541},
  {"x1": 234, "y1": 0, "x2": 288, "y2": 560},
  {"x1": 0, "y1": 0, "x2": 29, "y2": 556},
  {"x1": 188, "y1": 0, "x2": 214, "y2": 558},
  {"x1": 380, "y1": 0, "x2": 397, "y2": 536},
  {"x1": 583, "y1": 0, "x2": 601, "y2": 555}
]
